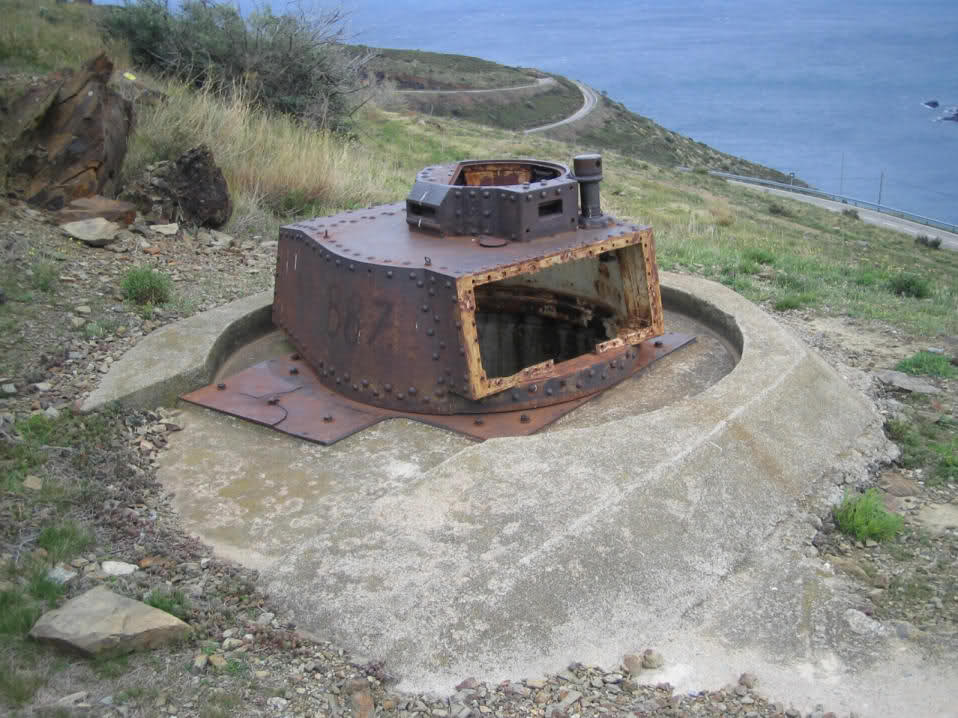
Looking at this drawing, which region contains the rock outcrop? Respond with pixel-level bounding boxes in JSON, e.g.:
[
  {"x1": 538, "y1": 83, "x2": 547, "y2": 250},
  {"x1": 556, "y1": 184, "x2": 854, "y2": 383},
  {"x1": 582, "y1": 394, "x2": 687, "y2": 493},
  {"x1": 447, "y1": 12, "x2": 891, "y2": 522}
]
[
  {"x1": 29, "y1": 585, "x2": 190, "y2": 657},
  {"x1": 121, "y1": 144, "x2": 232, "y2": 228},
  {"x1": 1, "y1": 53, "x2": 134, "y2": 209}
]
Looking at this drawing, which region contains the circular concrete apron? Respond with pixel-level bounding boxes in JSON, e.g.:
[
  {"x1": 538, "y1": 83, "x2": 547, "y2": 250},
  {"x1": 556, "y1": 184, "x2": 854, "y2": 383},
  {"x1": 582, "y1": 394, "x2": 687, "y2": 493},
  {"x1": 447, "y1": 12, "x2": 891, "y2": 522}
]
[{"x1": 90, "y1": 272, "x2": 955, "y2": 716}]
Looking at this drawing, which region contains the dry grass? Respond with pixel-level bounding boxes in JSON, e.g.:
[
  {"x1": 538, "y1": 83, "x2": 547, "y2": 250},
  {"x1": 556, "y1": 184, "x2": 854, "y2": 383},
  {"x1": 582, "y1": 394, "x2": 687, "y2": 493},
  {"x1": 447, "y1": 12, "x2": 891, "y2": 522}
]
[
  {"x1": 708, "y1": 199, "x2": 735, "y2": 227},
  {"x1": 125, "y1": 82, "x2": 401, "y2": 235}
]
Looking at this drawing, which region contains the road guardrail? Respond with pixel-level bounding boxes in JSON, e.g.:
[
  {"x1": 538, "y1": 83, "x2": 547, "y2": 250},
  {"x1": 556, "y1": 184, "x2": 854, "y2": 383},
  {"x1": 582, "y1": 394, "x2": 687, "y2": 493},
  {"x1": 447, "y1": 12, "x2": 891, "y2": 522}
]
[{"x1": 707, "y1": 170, "x2": 957, "y2": 235}]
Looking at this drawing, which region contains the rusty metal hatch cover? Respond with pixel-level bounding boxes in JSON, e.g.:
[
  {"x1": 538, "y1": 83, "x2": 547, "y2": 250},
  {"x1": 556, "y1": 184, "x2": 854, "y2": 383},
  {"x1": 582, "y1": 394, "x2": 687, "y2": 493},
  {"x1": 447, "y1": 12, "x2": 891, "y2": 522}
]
[{"x1": 183, "y1": 155, "x2": 696, "y2": 443}]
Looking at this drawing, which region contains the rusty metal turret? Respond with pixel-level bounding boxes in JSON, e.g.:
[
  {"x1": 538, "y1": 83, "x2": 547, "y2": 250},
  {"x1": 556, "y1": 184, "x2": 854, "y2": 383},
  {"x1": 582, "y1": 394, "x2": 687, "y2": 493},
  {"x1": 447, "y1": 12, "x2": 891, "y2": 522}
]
[{"x1": 184, "y1": 155, "x2": 693, "y2": 443}]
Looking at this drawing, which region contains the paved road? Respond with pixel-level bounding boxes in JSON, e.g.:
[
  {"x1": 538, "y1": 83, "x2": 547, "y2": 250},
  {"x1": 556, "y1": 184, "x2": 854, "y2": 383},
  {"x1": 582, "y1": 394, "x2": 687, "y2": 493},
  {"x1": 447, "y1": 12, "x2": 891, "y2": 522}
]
[
  {"x1": 732, "y1": 181, "x2": 958, "y2": 251},
  {"x1": 396, "y1": 77, "x2": 556, "y2": 95},
  {"x1": 524, "y1": 79, "x2": 598, "y2": 134}
]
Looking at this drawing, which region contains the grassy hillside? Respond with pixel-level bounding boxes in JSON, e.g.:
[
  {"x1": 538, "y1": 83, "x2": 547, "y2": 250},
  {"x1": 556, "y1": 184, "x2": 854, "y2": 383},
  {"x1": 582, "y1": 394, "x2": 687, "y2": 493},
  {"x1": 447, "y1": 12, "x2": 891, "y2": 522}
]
[
  {"x1": 0, "y1": 0, "x2": 128, "y2": 73},
  {"x1": 357, "y1": 47, "x2": 537, "y2": 90},
  {"x1": 1, "y1": 0, "x2": 955, "y2": 338}
]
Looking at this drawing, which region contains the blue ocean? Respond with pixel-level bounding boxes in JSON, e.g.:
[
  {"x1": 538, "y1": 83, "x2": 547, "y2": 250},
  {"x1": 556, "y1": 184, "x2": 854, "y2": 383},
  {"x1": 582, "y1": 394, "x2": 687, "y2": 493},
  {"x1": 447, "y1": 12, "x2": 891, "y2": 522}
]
[{"x1": 339, "y1": 0, "x2": 957, "y2": 225}]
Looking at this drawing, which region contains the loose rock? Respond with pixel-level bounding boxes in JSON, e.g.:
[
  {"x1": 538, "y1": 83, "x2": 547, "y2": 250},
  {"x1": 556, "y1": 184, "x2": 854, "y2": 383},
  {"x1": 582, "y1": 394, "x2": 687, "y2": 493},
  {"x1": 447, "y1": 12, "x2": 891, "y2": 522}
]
[{"x1": 29, "y1": 585, "x2": 189, "y2": 656}]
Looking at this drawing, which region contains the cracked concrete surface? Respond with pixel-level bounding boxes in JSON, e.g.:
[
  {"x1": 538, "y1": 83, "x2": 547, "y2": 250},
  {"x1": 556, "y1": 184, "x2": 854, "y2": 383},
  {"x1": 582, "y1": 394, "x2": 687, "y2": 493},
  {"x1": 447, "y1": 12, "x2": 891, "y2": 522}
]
[{"x1": 142, "y1": 274, "x2": 957, "y2": 716}]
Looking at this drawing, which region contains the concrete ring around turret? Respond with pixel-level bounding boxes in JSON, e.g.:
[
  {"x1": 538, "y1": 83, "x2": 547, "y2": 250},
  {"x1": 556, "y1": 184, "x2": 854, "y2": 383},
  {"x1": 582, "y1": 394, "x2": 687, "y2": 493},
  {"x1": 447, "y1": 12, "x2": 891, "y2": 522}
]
[{"x1": 83, "y1": 272, "x2": 952, "y2": 717}]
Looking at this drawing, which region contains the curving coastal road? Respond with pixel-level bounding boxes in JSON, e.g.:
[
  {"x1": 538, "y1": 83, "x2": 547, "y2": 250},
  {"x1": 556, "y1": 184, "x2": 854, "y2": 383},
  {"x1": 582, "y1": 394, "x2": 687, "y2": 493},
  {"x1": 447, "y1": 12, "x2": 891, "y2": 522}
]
[
  {"x1": 731, "y1": 182, "x2": 958, "y2": 252},
  {"x1": 523, "y1": 80, "x2": 597, "y2": 134},
  {"x1": 395, "y1": 76, "x2": 597, "y2": 133},
  {"x1": 395, "y1": 77, "x2": 556, "y2": 95}
]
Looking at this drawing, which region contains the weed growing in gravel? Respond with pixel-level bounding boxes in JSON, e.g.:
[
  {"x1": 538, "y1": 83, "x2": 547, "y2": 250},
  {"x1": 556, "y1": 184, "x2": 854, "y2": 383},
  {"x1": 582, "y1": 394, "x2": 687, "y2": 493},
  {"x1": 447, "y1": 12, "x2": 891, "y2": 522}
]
[
  {"x1": 887, "y1": 272, "x2": 931, "y2": 299},
  {"x1": 122, "y1": 267, "x2": 172, "y2": 305},
  {"x1": 37, "y1": 521, "x2": 94, "y2": 564},
  {"x1": 29, "y1": 262, "x2": 58, "y2": 293},
  {"x1": 886, "y1": 413, "x2": 958, "y2": 485},
  {"x1": 146, "y1": 589, "x2": 190, "y2": 619},
  {"x1": 91, "y1": 654, "x2": 130, "y2": 679},
  {"x1": 834, "y1": 489, "x2": 903, "y2": 542},
  {"x1": 895, "y1": 351, "x2": 958, "y2": 379},
  {"x1": 0, "y1": 661, "x2": 46, "y2": 708},
  {"x1": 201, "y1": 692, "x2": 242, "y2": 718}
]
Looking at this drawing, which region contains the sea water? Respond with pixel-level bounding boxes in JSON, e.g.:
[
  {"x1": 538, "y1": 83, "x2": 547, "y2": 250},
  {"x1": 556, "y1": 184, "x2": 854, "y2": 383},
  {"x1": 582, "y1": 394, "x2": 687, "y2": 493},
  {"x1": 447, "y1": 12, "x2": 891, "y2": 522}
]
[{"x1": 339, "y1": 0, "x2": 957, "y2": 225}]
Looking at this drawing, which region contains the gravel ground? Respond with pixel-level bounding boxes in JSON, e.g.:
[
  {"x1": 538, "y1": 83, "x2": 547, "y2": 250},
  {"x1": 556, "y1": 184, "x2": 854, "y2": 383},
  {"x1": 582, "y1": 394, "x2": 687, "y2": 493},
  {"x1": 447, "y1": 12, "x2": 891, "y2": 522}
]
[{"x1": 3, "y1": 197, "x2": 954, "y2": 717}]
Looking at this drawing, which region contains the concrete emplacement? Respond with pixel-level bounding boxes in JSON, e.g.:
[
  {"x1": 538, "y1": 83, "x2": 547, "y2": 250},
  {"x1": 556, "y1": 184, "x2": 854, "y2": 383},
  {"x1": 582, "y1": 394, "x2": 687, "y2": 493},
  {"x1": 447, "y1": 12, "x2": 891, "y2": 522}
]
[{"x1": 85, "y1": 272, "x2": 956, "y2": 716}]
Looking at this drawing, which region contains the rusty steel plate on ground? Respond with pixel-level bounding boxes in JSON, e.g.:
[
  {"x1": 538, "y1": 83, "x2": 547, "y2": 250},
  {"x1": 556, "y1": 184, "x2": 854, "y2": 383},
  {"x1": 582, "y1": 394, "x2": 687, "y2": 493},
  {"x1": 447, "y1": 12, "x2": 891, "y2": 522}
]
[
  {"x1": 182, "y1": 333, "x2": 694, "y2": 443},
  {"x1": 185, "y1": 154, "x2": 695, "y2": 443}
]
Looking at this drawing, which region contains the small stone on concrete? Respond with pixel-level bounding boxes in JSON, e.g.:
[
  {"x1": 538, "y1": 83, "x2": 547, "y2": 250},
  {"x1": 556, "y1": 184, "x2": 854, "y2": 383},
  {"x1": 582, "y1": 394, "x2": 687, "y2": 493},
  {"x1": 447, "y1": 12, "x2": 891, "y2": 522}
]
[
  {"x1": 641, "y1": 649, "x2": 664, "y2": 669},
  {"x1": 75, "y1": 305, "x2": 92, "y2": 315},
  {"x1": 23, "y1": 475, "x2": 43, "y2": 491},
  {"x1": 623, "y1": 653, "x2": 643, "y2": 674}
]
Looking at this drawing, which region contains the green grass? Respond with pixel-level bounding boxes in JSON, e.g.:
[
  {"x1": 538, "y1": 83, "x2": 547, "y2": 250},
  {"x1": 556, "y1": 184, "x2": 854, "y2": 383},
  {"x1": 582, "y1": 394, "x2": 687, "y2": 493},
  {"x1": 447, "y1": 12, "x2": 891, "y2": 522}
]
[
  {"x1": 774, "y1": 292, "x2": 818, "y2": 311},
  {"x1": 145, "y1": 589, "x2": 190, "y2": 620},
  {"x1": 0, "y1": 590, "x2": 43, "y2": 636},
  {"x1": 26, "y1": 566, "x2": 66, "y2": 607},
  {"x1": 895, "y1": 351, "x2": 958, "y2": 379},
  {"x1": 121, "y1": 266, "x2": 172, "y2": 305},
  {"x1": 887, "y1": 272, "x2": 932, "y2": 299},
  {"x1": 887, "y1": 413, "x2": 958, "y2": 485},
  {"x1": 37, "y1": 521, "x2": 94, "y2": 564},
  {"x1": 834, "y1": 489, "x2": 904, "y2": 542}
]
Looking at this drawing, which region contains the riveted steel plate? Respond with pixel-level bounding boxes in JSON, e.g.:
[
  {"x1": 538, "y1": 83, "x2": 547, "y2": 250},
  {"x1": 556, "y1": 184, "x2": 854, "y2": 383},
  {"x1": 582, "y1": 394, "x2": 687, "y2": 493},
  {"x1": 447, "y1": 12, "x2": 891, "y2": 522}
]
[{"x1": 182, "y1": 334, "x2": 694, "y2": 444}]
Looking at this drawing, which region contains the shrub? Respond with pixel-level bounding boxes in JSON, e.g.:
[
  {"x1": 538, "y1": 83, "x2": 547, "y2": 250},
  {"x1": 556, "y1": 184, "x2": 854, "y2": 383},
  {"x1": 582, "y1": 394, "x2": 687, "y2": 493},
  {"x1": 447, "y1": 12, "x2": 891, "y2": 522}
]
[
  {"x1": 709, "y1": 200, "x2": 734, "y2": 227},
  {"x1": 842, "y1": 208, "x2": 860, "y2": 220},
  {"x1": 915, "y1": 234, "x2": 942, "y2": 249},
  {"x1": 102, "y1": 0, "x2": 370, "y2": 130},
  {"x1": 121, "y1": 266, "x2": 172, "y2": 305},
  {"x1": 887, "y1": 272, "x2": 931, "y2": 299},
  {"x1": 833, "y1": 488, "x2": 903, "y2": 542},
  {"x1": 767, "y1": 201, "x2": 791, "y2": 217}
]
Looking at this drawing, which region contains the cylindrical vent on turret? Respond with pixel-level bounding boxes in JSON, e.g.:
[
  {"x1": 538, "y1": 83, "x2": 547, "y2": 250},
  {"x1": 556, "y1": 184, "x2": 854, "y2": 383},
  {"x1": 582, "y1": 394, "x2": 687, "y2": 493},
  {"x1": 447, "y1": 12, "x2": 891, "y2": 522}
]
[{"x1": 573, "y1": 153, "x2": 603, "y2": 220}]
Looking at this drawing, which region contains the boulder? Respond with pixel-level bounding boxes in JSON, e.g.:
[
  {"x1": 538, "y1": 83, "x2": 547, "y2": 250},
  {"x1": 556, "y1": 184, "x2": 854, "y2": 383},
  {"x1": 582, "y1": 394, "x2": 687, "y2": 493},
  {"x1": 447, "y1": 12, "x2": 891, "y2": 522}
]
[
  {"x1": 29, "y1": 585, "x2": 190, "y2": 657},
  {"x1": 54, "y1": 196, "x2": 136, "y2": 226},
  {"x1": 2, "y1": 53, "x2": 134, "y2": 210},
  {"x1": 60, "y1": 217, "x2": 121, "y2": 246},
  {"x1": 875, "y1": 369, "x2": 941, "y2": 395},
  {"x1": 121, "y1": 145, "x2": 232, "y2": 228}
]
